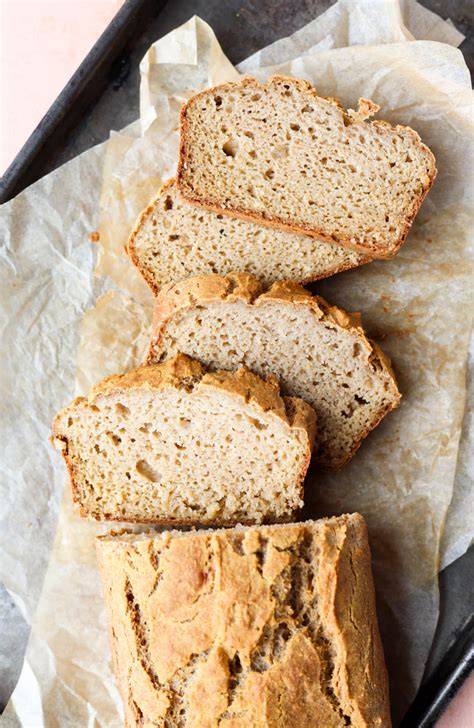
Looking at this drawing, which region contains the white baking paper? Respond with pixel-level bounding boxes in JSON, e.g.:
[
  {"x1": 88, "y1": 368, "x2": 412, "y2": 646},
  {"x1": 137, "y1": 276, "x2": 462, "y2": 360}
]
[{"x1": 0, "y1": 2, "x2": 472, "y2": 726}]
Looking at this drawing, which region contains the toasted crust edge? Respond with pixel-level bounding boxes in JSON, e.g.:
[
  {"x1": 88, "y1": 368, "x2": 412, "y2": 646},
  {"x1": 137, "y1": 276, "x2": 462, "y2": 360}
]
[
  {"x1": 126, "y1": 178, "x2": 175, "y2": 296},
  {"x1": 51, "y1": 353, "x2": 316, "y2": 523},
  {"x1": 147, "y1": 273, "x2": 401, "y2": 469},
  {"x1": 176, "y1": 74, "x2": 437, "y2": 259},
  {"x1": 95, "y1": 512, "x2": 391, "y2": 727}
]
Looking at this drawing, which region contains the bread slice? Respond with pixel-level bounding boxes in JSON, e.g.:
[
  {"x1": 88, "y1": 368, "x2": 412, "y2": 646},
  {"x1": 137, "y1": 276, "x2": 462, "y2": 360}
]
[
  {"x1": 127, "y1": 178, "x2": 369, "y2": 294},
  {"x1": 96, "y1": 513, "x2": 391, "y2": 727},
  {"x1": 147, "y1": 273, "x2": 400, "y2": 469},
  {"x1": 177, "y1": 75, "x2": 436, "y2": 259},
  {"x1": 52, "y1": 353, "x2": 316, "y2": 524}
]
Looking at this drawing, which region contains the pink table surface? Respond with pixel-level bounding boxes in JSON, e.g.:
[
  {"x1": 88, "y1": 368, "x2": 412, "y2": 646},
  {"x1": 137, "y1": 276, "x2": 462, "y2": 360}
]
[
  {"x1": 0, "y1": 1, "x2": 473, "y2": 725},
  {"x1": 0, "y1": 0, "x2": 124, "y2": 174}
]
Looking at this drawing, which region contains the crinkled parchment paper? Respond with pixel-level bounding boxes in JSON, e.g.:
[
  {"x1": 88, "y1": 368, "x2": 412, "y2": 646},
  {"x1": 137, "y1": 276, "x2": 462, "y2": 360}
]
[{"x1": 1, "y1": 1, "x2": 473, "y2": 725}]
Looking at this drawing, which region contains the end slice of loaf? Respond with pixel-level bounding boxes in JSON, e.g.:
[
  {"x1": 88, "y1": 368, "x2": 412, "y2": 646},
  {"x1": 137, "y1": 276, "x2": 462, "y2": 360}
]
[
  {"x1": 147, "y1": 273, "x2": 401, "y2": 469},
  {"x1": 52, "y1": 353, "x2": 316, "y2": 524},
  {"x1": 127, "y1": 178, "x2": 369, "y2": 294},
  {"x1": 177, "y1": 75, "x2": 436, "y2": 258},
  {"x1": 96, "y1": 513, "x2": 391, "y2": 727}
]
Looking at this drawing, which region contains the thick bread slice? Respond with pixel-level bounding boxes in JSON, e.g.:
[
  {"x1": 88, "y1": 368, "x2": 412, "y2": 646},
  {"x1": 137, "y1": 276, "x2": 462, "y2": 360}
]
[
  {"x1": 147, "y1": 273, "x2": 401, "y2": 469},
  {"x1": 52, "y1": 353, "x2": 316, "y2": 524},
  {"x1": 177, "y1": 75, "x2": 437, "y2": 259},
  {"x1": 127, "y1": 178, "x2": 369, "y2": 293},
  {"x1": 96, "y1": 513, "x2": 391, "y2": 728}
]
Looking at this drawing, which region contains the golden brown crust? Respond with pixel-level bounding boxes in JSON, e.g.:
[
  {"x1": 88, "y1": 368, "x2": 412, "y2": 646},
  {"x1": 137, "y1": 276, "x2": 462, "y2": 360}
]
[
  {"x1": 96, "y1": 514, "x2": 392, "y2": 726},
  {"x1": 126, "y1": 177, "x2": 372, "y2": 296},
  {"x1": 176, "y1": 75, "x2": 437, "y2": 259},
  {"x1": 147, "y1": 273, "x2": 400, "y2": 469},
  {"x1": 148, "y1": 272, "x2": 368, "y2": 357},
  {"x1": 126, "y1": 178, "x2": 176, "y2": 296},
  {"x1": 52, "y1": 353, "x2": 316, "y2": 523},
  {"x1": 149, "y1": 274, "x2": 401, "y2": 468}
]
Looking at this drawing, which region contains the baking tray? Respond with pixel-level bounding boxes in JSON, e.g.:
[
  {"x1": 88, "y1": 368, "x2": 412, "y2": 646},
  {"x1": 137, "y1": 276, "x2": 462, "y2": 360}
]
[{"x1": 1, "y1": 0, "x2": 473, "y2": 724}]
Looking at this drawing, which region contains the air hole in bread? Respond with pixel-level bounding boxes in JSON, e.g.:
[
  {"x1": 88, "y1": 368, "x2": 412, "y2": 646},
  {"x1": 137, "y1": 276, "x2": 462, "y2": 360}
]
[
  {"x1": 246, "y1": 416, "x2": 268, "y2": 431},
  {"x1": 271, "y1": 144, "x2": 288, "y2": 160},
  {"x1": 136, "y1": 460, "x2": 161, "y2": 482},
  {"x1": 223, "y1": 140, "x2": 238, "y2": 157},
  {"x1": 164, "y1": 196, "x2": 173, "y2": 211},
  {"x1": 108, "y1": 432, "x2": 122, "y2": 445},
  {"x1": 116, "y1": 403, "x2": 130, "y2": 417}
]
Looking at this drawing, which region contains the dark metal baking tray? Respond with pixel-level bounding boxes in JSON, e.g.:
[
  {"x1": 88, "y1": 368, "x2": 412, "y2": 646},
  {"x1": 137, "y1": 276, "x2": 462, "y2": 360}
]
[{"x1": 1, "y1": 0, "x2": 472, "y2": 724}]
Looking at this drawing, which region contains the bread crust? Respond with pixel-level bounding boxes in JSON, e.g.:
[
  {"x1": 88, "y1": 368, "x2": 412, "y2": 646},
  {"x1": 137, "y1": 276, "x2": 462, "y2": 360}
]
[
  {"x1": 126, "y1": 178, "x2": 175, "y2": 296},
  {"x1": 147, "y1": 273, "x2": 401, "y2": 469},
  {"x1": 96, "y1": 513, "x2": 392, "y2": 727},
  {"x1": 126, "y1": 177, "x2": 371, "y2": 296},
  {"x1": 177, "y1": 75, "x2": 437, "y2": 259},
  {"x1": 52, "y1": 353, "x2": 316, "y2": 523}
]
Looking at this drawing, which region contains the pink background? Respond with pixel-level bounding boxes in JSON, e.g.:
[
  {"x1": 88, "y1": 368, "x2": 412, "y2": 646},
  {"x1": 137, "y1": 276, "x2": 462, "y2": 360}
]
[
  {"x1": 0, "y1": 0, "x2": 124, "y2": 174},
  {"x1": 0, "y1": 1, "x2": 473, "y2": 725}
]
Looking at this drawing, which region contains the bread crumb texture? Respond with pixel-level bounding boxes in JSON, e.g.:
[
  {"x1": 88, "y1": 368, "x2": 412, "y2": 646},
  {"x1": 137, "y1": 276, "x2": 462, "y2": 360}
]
[
  {"x1": 127, "y1": 179, "x2": 368, "y2": 294},
  {"x1": 177, "y1": 75, "x2": 436, "y2": 258},
  {"x1": 148, "y1": 273, "x2": 401, "y2": 469},
  {"x1": 52, "y1": 354, "x2": 315, "y2": 524},
  {"x1": 96, "y1": 514, "x2": 391, "y2": 727}
]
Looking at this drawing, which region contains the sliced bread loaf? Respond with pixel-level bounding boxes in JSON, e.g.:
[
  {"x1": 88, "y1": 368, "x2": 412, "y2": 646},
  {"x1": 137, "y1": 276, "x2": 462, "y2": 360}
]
[
  {"x1": 96, "y1": 514, "x2": 391, "y2": 727},
  {"x1": 127, "y1": 178, "x2": 369, "y2": 293},
  {"x1": 52, "y1": 353, "x2": 316, "y2": 524},
  {"x1": 177, "y1": 75, "x2": 436, "y2": 258},
  {"x1": 147, "y1": 273, "x2": 401, "y2": 469}
]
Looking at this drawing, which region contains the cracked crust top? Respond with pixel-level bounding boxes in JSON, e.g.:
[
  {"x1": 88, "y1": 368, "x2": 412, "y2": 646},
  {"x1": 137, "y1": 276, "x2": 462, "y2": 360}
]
[
  {"x1": 147, "y1": 273, "x2": 400, "y2": 470},
  {"x1": 148, "y1": 272, "x2": 399, "y2": 398},
  {"x1": 96, "y1": 513, "x2": 391, "y2": 727},
  {"x1": 51, "y1": 353, "x2": 316, "y2": 524},
  {"x1": 53, "y1": 352, "x2": 316, "y2": 444},
  {"x1": 177, "y1": 74, "x2": 437, "y2": 259}
]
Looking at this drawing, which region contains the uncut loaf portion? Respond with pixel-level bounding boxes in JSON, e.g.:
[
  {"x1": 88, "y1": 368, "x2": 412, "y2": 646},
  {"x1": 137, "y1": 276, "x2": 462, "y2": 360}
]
[
  {"x1": 96, "y1": 513, "x2": 391, "y2": 728},
  {"x1": 52, "y1": 353, "x2": 316, "y2": 524},
  {"x1": 147, "y1": 273, "x2": 401, "y2": 470},
  {"x1": 177, "y1": 74, "x2": 437, "y2": 259},
  {"x1": 127, "y1": 178, "x2": 369, "y2": 293}
]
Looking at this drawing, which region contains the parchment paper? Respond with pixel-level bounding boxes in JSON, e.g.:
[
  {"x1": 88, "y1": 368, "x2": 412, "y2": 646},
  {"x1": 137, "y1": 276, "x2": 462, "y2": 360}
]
[{"x1": 1, "y1": 1, "x2": 472, "y2": 726}]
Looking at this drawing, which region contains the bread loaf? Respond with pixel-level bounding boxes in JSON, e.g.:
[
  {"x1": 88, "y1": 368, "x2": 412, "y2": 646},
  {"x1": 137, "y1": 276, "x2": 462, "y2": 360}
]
[
  {"x1": 177, "y1": 75, "x2": 436, "y2": 258},
  {"x1": 127, "y1": 178, "x2": 368, "y2": 294},
  {"x1": 96, "y1": 513, "x2": 391, "y2": 727},
  {"x1": 147, "y1": 273, "x2": 401, "y2": 469},
  {"x1": 52, "y1": 353, "x2": 316, "y2": 524}
]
